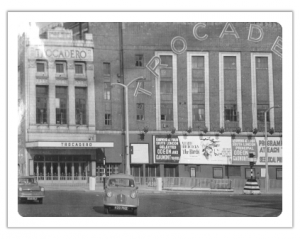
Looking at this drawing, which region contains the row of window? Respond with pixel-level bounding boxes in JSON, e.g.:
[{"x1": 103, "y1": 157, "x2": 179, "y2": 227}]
[
  {"x1": 36, "y1": 60, "x2": 86, "y2": 78},
  {"x1": 36, "y1": 86, "x2": 87, "y2": 125}
]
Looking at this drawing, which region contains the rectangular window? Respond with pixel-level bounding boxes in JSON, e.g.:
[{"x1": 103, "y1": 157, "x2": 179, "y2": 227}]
[
  {"x1": 135, "y1": 54, "x2": 144, "y2": 67},
  {"x1": 136, "y1": 103, "x2": 145, "y2": 121},
  {"x1": 256, "y1": 57, "x2": 269, "y2": 103},
  {"x1": 160, "y1": 55, "x2": 172, "y2": 67},
  {"x1": 160, "y1": 81, "x2": 173, "y2": 101},
  {"x1": 75, "y1": 62, "x2": 86, "y2": 77},
  {"x1": 276, "y1": 168, "x2": 282, "y2": 179},
  {"x1": 36, "y1": 86, "x2": 48, "y2": 124},
  {"x1": 56, "y1": 63, "x2": 64, "y2": 73},
  {"x1": 104, "y1": 83, "x2": 111, "y2": 100},
  {"x1": 192, "y1": 81, "x2": 205, "y2": 94},
  {"x1": 55, "y1": 86, "x2": 68, "y2": 124},
  {"x1": 213, "y1": 167, "x2": 223, "y2": 178},
  {"x1": 192, "y1": 56, "x2": 204, "y2": 69},
  {"x1": 245, "y1": 168, "x2": 256, "y2": 179},
  {"x1": 193, "y1": 104, "x2": 205, "y2": 121},
  {"x1": 257, "y1": 104, "x2": 270, "y2": 122},
  {"x1": 103, "y1": 62, "x2": 111, "y2": 76},
  {"x1": 36, "y1": 60, "x2": 48, "y2": 77},
  {"x1": 161, "y1": 104, "x2": 173, "y2": 121},
  {"x1": 105, "y1": 114, "x2": 111, "y2": 125},
  {"x1": 75, "y1": 87, "x2": 87, "y2": 125},
  {"x1": 225, "y1": 104, "x2": 237, "y2": 122},
  {"x1": 37, "y1": 62, "x2": 45, "y2": 72}
]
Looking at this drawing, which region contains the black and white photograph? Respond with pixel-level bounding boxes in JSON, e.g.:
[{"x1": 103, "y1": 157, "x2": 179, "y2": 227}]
[{"x1": 6, "y1": 10, "x2": 294, "y2": 232}]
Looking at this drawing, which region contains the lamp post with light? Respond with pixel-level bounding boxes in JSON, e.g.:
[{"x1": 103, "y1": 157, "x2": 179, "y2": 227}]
[
  {"x1": 264, "y1": 105, "x2": 280, "y2": 192},
  {"x1": 111, "y1": 76, "x2": 147, "y2": 175}
]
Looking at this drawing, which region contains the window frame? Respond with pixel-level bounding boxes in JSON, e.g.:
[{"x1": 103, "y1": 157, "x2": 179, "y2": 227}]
[
  {"x1": 36, "y1": 86, "x2": 48, "y2": 124},
  {"x1": 104, "y1": 83, "x2": 111, "y2": 100},
  {"x1": 225, "y1": 104, "x2": 238, "y2": 122},
  {"x1": 55, "y1": 61, "x2": 67, "y2": 78},
  {"x1": 74, "y1": 62, "x2": 86, "y2": 79},
  {"x1": 105, "y1": 113, "x2": 112, "y2": 126},
  {"x1": 213, "y1": 167, "x2": 223, "y2": 179},
  {"x1": 161, "y1": 103, "x2": 173, "y2": 121},
  {"x1": 136, "y1": 103, "x2": 145, "y2": 121},
  {"x1": 192, "y1": 104, "x2": 205, "y2": 122},
  {"x1": 36, "y1": 60, "x2": 48, "y2": 77},
  {"x1": 135, "y1": 54, "x2": 144, "y2": 67},
  {"x1": 55, "y1": 86, "x2": 68, "y2": 125},
  {"x1": 103, "y1": 62, "x2": 111, "y2": 76},
  {"x1": 75, "y1": 87, "x2": 87, "y2": 125}
]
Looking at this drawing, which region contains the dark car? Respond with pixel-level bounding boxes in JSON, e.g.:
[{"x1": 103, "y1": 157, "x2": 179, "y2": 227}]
[
  {"x1": 103, "y1": 174, "x2": 139, "y2": 215},
  {"x1": 18, "y1": 176, "x2": 45, "y2": 204}
]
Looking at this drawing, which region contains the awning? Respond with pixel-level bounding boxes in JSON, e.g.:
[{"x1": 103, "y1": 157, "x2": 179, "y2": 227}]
[{"x1": 26, "y1": 141, "x2": 114, "y2": 148}]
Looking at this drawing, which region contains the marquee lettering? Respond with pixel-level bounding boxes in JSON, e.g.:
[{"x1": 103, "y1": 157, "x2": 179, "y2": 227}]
[
  {"x1": 146, "y1": 56, "x2": 168, "y2": 78},
  {"x1": 193, "y1": 23, "x2": 208, "y2": 41},
  {"x1": 248, "y1": 24, "x2": 264, "y2": 42},
  {"x1": 271, "y1": 36, "x2": 282, "y2": 58},
  {"x1": 219, "y1": 22, "x2": 240, "y2": 39}
]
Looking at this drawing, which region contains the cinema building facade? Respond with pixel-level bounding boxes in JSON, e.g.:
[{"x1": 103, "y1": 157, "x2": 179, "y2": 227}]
[
  {"x1": 18, "y1": 26, "x2": 113, "y2": 181},
  {"x1": 19, "y1": 22, "x2": 282, "y2": 184}
]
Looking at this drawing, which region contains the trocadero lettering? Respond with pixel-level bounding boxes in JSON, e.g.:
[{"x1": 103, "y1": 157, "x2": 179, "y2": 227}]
[
  {"x1": 31, "y1": 47, "x2": 92, "y2": 61},
  {"x1": 60, "y1": 142, "x2": 93, "y2": 147}
]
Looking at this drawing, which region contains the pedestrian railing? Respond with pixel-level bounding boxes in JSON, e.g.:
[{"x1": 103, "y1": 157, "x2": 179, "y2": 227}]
[{"x1": 34, "y1": 175, "x2": 282, "y2": 191}]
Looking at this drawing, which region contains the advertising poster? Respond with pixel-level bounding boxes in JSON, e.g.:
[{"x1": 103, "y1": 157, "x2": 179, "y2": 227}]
[
  {"x1": 154, "y1": 136, "x2": 181, "y2": 163},
  {"x1": 255, "y1": 137, "x2": 282, "y2": 165},
  {"x1": 130, "y1": 144, "x2": 149, "y2": 164},
  {"x1": 153, "y1": 136, "x2": 232, "y2": 164},
  {"x1": 231, "y1": 138, "x2": 258, "y2": 164},
  {"x1": 178, "y1": 136, "x2": 232, "y2": 164}
]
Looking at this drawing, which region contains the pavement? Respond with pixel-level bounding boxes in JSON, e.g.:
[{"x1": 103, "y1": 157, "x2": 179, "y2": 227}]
[{"x1": 41, "y1": 183, "x2": 282, "y2": 195}]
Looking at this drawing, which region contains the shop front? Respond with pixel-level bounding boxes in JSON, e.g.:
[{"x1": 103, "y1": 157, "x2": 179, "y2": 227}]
[{"x1": 25, "y1": 141, "x2": 114, "y2": 183}]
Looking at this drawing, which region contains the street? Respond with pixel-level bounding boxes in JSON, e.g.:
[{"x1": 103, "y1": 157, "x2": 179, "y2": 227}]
[{"x1": 18, "y1": 190, "x2": 282, "y2": 217}]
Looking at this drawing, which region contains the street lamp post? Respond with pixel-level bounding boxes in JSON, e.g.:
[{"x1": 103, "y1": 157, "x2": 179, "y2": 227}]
[
  {"x1": 264, "y1": 105, "x2": 280, "y2": 192},
  {"x1": 111, "y1": 76, "x2": 146, "y2": 175}
]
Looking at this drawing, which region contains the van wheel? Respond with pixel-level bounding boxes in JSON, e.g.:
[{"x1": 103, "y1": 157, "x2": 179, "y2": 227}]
[
  {"x1": 18, "y1": 198, "x2": 22, "y2": 204},
  {"x1": 39, "y1": 198, "x2": 43, "y2": 204},
  {"x1": 133, "y1": 208, "x2": 137, "y2": 216}
]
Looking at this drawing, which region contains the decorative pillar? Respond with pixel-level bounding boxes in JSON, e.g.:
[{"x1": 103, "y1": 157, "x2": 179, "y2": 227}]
[
  {"x1": 48, "y1": 61, "x2": 56, "y2": 129},
  {"x1": 67, "y1": 61, "x2": 76, "y2": 129}
]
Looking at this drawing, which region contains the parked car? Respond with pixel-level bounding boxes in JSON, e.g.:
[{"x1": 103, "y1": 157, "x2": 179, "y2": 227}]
[
  {"x1": 103, "y1": 174, "x2": 139, "y2": 215},
  {"x1": 18, "y1": 176, "x2": 45, "y2": 204}
]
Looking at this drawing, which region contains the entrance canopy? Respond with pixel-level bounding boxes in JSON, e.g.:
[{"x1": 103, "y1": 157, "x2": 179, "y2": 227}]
[{"x1": 26, "y1": 141, "x2": 114, "y2": 148}]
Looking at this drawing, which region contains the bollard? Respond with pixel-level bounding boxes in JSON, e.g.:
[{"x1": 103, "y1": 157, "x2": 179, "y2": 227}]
[
  {"x1": 156, "y1": 177, "x2": 162, "y2": 191},
  {"x1": 89, "y1": 177, "x2": 96, "y2": 191}
]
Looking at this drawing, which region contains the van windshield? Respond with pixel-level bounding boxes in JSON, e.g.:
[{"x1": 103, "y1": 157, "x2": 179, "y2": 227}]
[{"x1": 108, "y1": 178, "x2": 135, "y2": 188}]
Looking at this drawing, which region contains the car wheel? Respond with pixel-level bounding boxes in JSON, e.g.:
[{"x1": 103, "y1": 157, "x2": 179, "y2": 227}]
[
  {"x1": 104, "y1": 207, "x2": 109, "y2": 214},
  {"x1": 133, "y1": 208, "x2": 137, "y2": 216},
  {"x1": 39, "y1": 198, "x2": 43, "y2": 204},
  {"x1": 18, "y1": 198, "x2": 22, "y2": 204}
]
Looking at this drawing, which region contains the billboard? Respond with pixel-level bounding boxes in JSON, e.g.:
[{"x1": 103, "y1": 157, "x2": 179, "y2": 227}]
[
  {"x1": 255, "y1": 137, "x2": 282, "y2": 166},
  {"x1": 131, "y1": 144, "x2": 149, "y2": 164},
  {"x1": 153, "y1": 136, "x2": 282, "y2": 165},
  {"x1": 153, "y1": 136, "x2": 232, "y2": 164}
]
